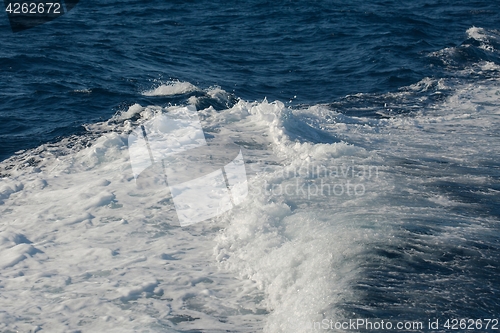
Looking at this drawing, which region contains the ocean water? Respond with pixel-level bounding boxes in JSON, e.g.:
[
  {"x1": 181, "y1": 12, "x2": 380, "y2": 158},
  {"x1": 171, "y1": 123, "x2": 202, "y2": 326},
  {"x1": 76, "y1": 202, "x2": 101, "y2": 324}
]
[{"x1": 0, "y1": 1, "x2": 499, "y2": 332}]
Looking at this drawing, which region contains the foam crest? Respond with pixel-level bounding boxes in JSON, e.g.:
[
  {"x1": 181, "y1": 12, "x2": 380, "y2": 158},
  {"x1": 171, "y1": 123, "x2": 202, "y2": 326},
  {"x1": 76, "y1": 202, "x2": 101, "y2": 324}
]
[
  {"x1": 466, "y1": 26, "x2": 500, "y2": 52},
  {"x1": 428, "y1": 27, "x2": 500, "y2": 72},
  {"x1": 212, "y1": 99, "x2": 388, "y2": 332},
  {"x1": 212, "y1": 76, "x2": 500, "y2": 331},
  {"x1": 142, "y1": 81, "x2": 198, "y2": 96},
  {"x1": 0, "y1": 97, "x2": 303, "y2": 332},
  {"x1": 1, "y1": 73, "x2": 499, "y2": 332}
]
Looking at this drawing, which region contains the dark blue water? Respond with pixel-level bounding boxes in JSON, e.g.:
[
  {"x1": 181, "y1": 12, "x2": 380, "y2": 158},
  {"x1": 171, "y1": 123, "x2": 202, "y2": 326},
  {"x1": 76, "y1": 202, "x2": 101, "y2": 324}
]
[
  {"x1": 1, "y1": 2, "x2": 500, "y2": 331},
  {"x1": 1, "y1": 0, "x2": 499, "y2": 161}
]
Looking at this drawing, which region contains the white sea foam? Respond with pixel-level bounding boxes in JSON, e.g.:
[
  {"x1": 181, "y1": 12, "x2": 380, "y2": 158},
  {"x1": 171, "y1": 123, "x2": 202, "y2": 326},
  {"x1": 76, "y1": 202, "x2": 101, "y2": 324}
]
[
  {"x1": 467, "y1": 26, "x2": 489, "y2": 42},
  {"x1": 1, "y1": 72, "x2": 499, "y2": 332},
  {"x1": 466, "y1": 26, "x2": 500, "y2": 51},
  {"x1": 142, "y1": 81, "x2": 198, "y2": 96},
  {"x1": 213, "y1": 78, "x2": 500, "y2": 331}
]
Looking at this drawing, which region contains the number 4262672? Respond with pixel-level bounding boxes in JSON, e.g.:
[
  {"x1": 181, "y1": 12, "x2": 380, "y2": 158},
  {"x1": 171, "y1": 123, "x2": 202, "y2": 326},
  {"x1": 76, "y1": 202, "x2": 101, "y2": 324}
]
[{"x1": 5, "y1": 2, "x2": 62, "y2": 14}]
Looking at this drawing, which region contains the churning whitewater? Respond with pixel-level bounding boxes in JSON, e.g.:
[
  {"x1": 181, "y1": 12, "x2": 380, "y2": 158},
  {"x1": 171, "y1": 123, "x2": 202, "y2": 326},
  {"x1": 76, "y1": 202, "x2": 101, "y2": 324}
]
[{"x1": 1, "y1": 0, "x2": 500, "y2": 329}]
